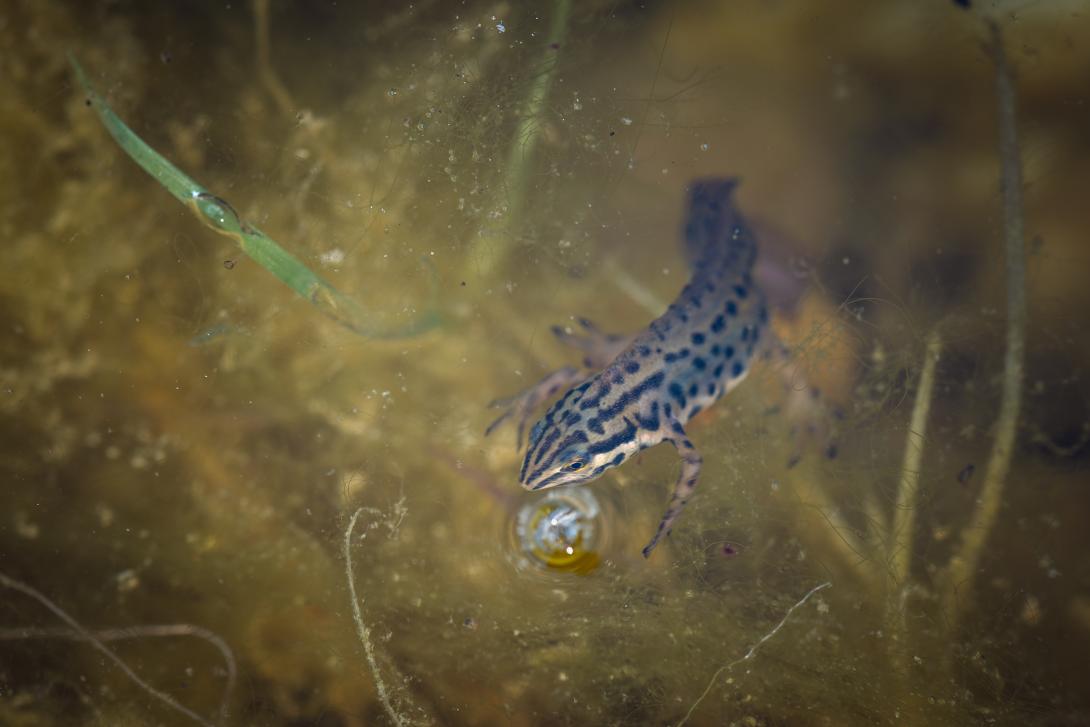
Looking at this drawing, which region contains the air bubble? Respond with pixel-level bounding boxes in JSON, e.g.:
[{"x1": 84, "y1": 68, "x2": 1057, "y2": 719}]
[{"x1": 513, "y1": 489, "x2": 602, "y2": 574}]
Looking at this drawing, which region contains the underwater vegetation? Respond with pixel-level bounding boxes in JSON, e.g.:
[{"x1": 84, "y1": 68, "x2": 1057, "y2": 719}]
[
  {"x1": 69, "y1": 55, "x2": 440, "y2": 340},
  {"x1": 2, "y1": 1, "x2": 1089, "y2": 725}
]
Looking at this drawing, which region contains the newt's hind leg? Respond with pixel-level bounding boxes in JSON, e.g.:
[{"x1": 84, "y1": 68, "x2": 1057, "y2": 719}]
[
  {"x1": 551, "y1": 317, "x2": 632, "y2": 369},
  {"x1": 485, "y1": 366, "x2": 589, "y2": 449}
]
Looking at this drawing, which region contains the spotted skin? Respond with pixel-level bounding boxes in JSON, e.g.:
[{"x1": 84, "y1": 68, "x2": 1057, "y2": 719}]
[{"x1": 490, "y1": 178, "x2": 768, "y2": 557}]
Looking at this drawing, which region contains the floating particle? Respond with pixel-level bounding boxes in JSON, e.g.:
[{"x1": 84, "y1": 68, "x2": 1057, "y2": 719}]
[
  {"x1": 496, "y1": 22, "x2": 506, "y2": 33},
  {"x1": 116, "y1": 569, "x2": 140, "y2": 593},
  {"x1": 1020, "y1": 595, "x2": 1041, "y2": 625},
  {"x1": 14, "y1": 512, "x2": 39, "y2": 540},
  {"x1": 319, "y1": 248, "x2": 346, "y2": 265},
  {"x1": 223, "y1": 259, "x2": 235, "y2": 269},
  {"x1": 721, "y1": 542, "x2": 741, "y2": 557},
  {"x1": 621, "y1": 117, "x2": 633, "y2": 126},
  {"x1": 700, "y1": 143, "x2": 709, "y2": 151},
  {"x1": 957, "y1": 463, "x2": 975, "y2": 484}
]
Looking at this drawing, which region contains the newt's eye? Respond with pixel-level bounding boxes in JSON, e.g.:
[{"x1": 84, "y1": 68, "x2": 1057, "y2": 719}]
[{"x1": 566, "y1": 460, "x2": 585, "y2": 471}]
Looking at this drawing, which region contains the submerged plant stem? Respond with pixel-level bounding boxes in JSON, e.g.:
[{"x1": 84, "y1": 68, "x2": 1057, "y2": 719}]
[
  {"x1": 942, "y1": 21, "x2": 1027, "y2": 616},
  {"x1": 889, "y1": 329, "x2": 942, "y2": 590},
  {"x1": 344, "y1": 508, "x2": 406, "y2": 727},
  {"x1": 0, "y1": 624, "x2": 236, "y2": 725},
  {"x1": 68, "y1": 55, "x2": 439, "y2": 339},
  {"x1": 0, "y1": 571, "x2": 218, "y2": 727},
  {"x1": 472, "y1": 0, "x2": 572, "y2": 274},
  {"x1": 253, "y1": 0, "x2": 296, "y2": 116}
]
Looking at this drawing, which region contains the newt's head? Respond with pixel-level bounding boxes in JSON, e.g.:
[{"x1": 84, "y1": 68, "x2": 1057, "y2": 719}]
[{"x1": 519, "y1": 378, "x2": 639, "y2": 491}]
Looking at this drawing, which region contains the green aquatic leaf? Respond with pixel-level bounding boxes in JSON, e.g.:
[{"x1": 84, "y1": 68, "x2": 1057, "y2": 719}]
[{"x1": 68, "y1": 54, "x2": 440, "y2": 339}]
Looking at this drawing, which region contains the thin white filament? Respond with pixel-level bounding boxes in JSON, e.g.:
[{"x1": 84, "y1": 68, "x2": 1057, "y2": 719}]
[{"x1": 677, "y1": 581, "x2": 832, "y2": 726}]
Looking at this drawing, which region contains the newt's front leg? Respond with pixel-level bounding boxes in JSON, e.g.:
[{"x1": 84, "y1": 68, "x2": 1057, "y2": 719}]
[
  {"x1": 550, "y1": 317, "x2": 632, "y2": 369},
  {"x1": 487, "y1": 318, "x2": 629, "y2": 448},
  {"x1": 485, "y1": 366, "x2": 589, "y2": 449}
]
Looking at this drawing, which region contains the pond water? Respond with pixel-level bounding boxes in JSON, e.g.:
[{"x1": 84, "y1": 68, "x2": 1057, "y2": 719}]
[{"x1": 2, "y1": 1, "x2": 1089, "y2": 725}]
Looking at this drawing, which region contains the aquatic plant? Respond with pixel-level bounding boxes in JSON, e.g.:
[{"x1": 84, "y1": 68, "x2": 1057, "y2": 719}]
[
  {"x1": 0, "y1": 571, "x2": 234, "y2": 727},
  {"x1": 68, "y1": 55, "x2": 439, "y2": 340}
]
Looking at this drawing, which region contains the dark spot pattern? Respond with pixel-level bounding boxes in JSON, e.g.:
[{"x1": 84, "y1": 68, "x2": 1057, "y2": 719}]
[
  {"x1": 514, "y1": 179, "x2": 767, "y2": 503},
  {"x1": 668, "y1": 382, "x2": 687, "y2": 409}
]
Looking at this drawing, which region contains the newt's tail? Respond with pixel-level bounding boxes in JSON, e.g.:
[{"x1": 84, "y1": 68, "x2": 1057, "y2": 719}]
[{"x1": 681, "y1": 178, "x2": 757, "y2": 275}]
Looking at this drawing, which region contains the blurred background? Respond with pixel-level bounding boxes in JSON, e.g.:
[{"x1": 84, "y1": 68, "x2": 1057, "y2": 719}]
[{"x1": 1, "y1": 1, "x2": 1088, "y2": 724}]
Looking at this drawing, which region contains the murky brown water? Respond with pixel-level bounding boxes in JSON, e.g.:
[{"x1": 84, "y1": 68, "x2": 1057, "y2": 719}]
[{"x1": 2, "y1": 2, "x2": 1089, "y2": 725}]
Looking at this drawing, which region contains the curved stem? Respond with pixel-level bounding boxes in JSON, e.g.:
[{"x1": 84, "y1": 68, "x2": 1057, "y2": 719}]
[
  {"x1": 0, "y1": 572, "x2": 217, "y2": 727},
  {"x1": 942, "y1": 20, "x2": 1027, "y2": 618},
  {"x1": 344, "y1": 508, "x2": 406, "y2": 727}
]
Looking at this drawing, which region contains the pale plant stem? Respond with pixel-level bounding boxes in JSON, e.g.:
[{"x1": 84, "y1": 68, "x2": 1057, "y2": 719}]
[
  {"x1": 942, "y1": 20, "x2": 1027, "y2": 618},
  {"x1": 889, "y1": 329, "x2": 943, "y2": 593},
  {"x1": 0, "y1": 624, "x2": 236, "y2": 725},
  {"x1": 344, "y1": 508, "x2": 406, "y2": 727},
  {"x1": 881, "y1": 328, "x2": 943, "y2": 697},
  {"x1": 0, "y1": 572, "x2": 216, "y2": 727},
  {"x1": 605, "y1": 257, "x2": 668, "y2": 316},
  {"x1": 253, "y1": 0, "x2": 296, "y2": 116},
  {"x1": 471, "y1": 0, "x2": 572, "y2": 275}
]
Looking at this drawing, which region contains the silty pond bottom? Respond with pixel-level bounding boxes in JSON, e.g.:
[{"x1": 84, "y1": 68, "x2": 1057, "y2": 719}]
[{"x1": 2, "y1": 2, "x2": 1090, "y2": 726}]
